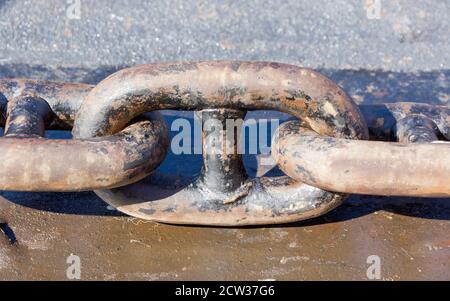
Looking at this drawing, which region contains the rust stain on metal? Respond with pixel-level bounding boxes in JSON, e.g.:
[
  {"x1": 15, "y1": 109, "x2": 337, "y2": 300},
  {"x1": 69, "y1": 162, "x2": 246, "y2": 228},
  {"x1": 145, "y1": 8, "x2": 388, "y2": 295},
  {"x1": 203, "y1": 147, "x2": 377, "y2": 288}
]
[
  {"x1": 5, "y1": 94, "x2": 53, "y2": 137},
  {"x1": 94, "y1": 110, "x2": 348, "y2": 226},
  {"x1": 0, "y1": 113, "x2": 169, "y2": 191},
  {"x1": 0, "y1": 78, "x2": 92, "y2": 129},
  {"x1": 359, "y1": 102, "x2": 449, "y2": 141},
  {"x1": 72, "y1": 61, "x2": 369, "y2": 140},
  {"x1": 71, "y1": 62, "x2": 368, "y2": 226},
  {"x1": 273, "y1": 121, "x2": 450, "y2": 197}
]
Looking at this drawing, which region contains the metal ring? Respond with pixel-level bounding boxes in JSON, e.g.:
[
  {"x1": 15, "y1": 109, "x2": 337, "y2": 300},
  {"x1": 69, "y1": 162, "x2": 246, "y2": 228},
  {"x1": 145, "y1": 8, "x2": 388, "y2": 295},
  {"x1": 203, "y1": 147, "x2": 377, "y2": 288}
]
[
  {"x1": 0, "y1": 82, "x2": 169, "y2": 192},
  {"x1": 358, "y1": 102, "x2": 449, "y2": 141},
  {"x1": 273, "y1": 116, "x2": 450, "y2": 198},
  {"x1": 0, "y1": 78, "x2": 92, "y2": 130},
  {"x1": 73, "y1": 61, "x2": 368, "y2": 226},
  {"x1": 73, "y1": 61, "x2": 368, "y2": 139}
]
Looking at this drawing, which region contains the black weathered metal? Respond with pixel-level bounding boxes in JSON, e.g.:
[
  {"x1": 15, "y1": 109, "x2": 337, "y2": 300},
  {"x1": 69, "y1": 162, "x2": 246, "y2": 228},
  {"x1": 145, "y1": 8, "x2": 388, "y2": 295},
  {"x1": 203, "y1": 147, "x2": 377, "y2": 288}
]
[
  {"x1": 0, "y1": 78, "x2": 92, "y2": 130},
  {"x1": 396, "y1": 115, "x2": 439, "y2": 143},
  {"x1": 5, "y1": 94, "x2": 53, "y2": 137},
  {"x1": 359, "y1": 102, "x2": 449, "y2": 141},
  {"x1": 93, "y1": 111, "x2": 349, "y2": 225},
  {"x1": 197, "y1": 109, "x2": 248, "y2": 193}
]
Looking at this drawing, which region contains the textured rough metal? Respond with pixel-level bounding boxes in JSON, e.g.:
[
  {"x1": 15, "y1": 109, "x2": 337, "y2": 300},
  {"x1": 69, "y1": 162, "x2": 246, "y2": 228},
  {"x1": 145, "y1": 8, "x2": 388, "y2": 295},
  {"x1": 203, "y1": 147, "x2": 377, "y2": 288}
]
[
  {"x1": 197, "y1": 109, "x2": 248, "y2": 194},
  {"x1": 5, "y1": 95, "x2": 52, "y2": 137},
  {"x1": 73, "y1": 61, "x2": 368, "y2": 225},
  {"x1": 96, "y1": 110, "x2": 346, "y2": 226},
  {"x1": 396, "y1": 115, "x2": 439, "y2": 143},
  {"x1": 0, "y1": 78, "x2": 92, "y2": 130},
  {"x1": 359, "y1": 102, "x2": 449, "y2": 141},
  {"x1": 0, "y1": 113, "x2": 169, "y2": 191},
  {"x1": 273, "y1": 121, "x2": 450, "y2": 198},
  {"x1": 0, "y1": 80, "x2": 169, "y2": 192},
  {"x1": 72, "y1": 61, "x2": 369, "y2": 140}
]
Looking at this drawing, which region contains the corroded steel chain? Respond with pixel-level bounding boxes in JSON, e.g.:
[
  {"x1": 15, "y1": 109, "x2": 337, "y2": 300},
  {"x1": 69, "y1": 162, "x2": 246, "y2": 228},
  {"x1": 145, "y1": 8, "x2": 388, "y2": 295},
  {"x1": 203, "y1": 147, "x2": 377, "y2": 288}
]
[
  {"x1": 274, "y1": 103, "x2": 450, "y2": 197},
  {"x1": 0, "y1": 80, "x2": 168, "y2": 191},
  {"x1": 0, "y1": 61, "x2": 448, "y2": 226}
]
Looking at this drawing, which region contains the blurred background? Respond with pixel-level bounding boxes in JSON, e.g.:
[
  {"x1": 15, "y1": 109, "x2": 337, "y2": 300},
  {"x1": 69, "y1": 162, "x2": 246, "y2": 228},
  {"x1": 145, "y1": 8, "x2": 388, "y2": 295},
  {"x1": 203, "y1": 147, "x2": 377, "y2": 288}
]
[{"x1": 0, "y1": 0, "x2": 448, "y2": 105}]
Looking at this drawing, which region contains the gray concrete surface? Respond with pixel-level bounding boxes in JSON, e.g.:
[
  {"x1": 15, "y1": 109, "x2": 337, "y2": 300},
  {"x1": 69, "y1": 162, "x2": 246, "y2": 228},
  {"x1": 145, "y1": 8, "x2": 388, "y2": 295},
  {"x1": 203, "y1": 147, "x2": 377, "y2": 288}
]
[
  {"x1": 0, "y1": 0, "x2": 448, "y2": 106},
  {"x1": 0, "y1": 0, "x2": 449, "y2": 71}
]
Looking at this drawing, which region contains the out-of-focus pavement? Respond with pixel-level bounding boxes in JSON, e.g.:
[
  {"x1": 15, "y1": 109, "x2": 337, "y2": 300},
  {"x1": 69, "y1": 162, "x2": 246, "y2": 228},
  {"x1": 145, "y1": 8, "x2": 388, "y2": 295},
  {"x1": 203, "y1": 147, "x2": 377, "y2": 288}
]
[
  {"x1": 1, "y1": 0, "x2": 448, "y2": 105},
  {"x1": 0, "y1": 0, "x2": 449, "y2": 280},
  {"x1": 0, "y1": 0, "x2": 449, "y2": 71}
]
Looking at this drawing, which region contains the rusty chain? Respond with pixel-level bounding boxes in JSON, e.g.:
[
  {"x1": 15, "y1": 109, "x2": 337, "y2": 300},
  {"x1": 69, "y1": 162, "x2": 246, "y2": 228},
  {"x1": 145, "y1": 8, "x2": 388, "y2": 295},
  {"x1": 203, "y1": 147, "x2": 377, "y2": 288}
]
[{"x1": 0, "y1": 61, "x2": 448, "y2": 226}]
